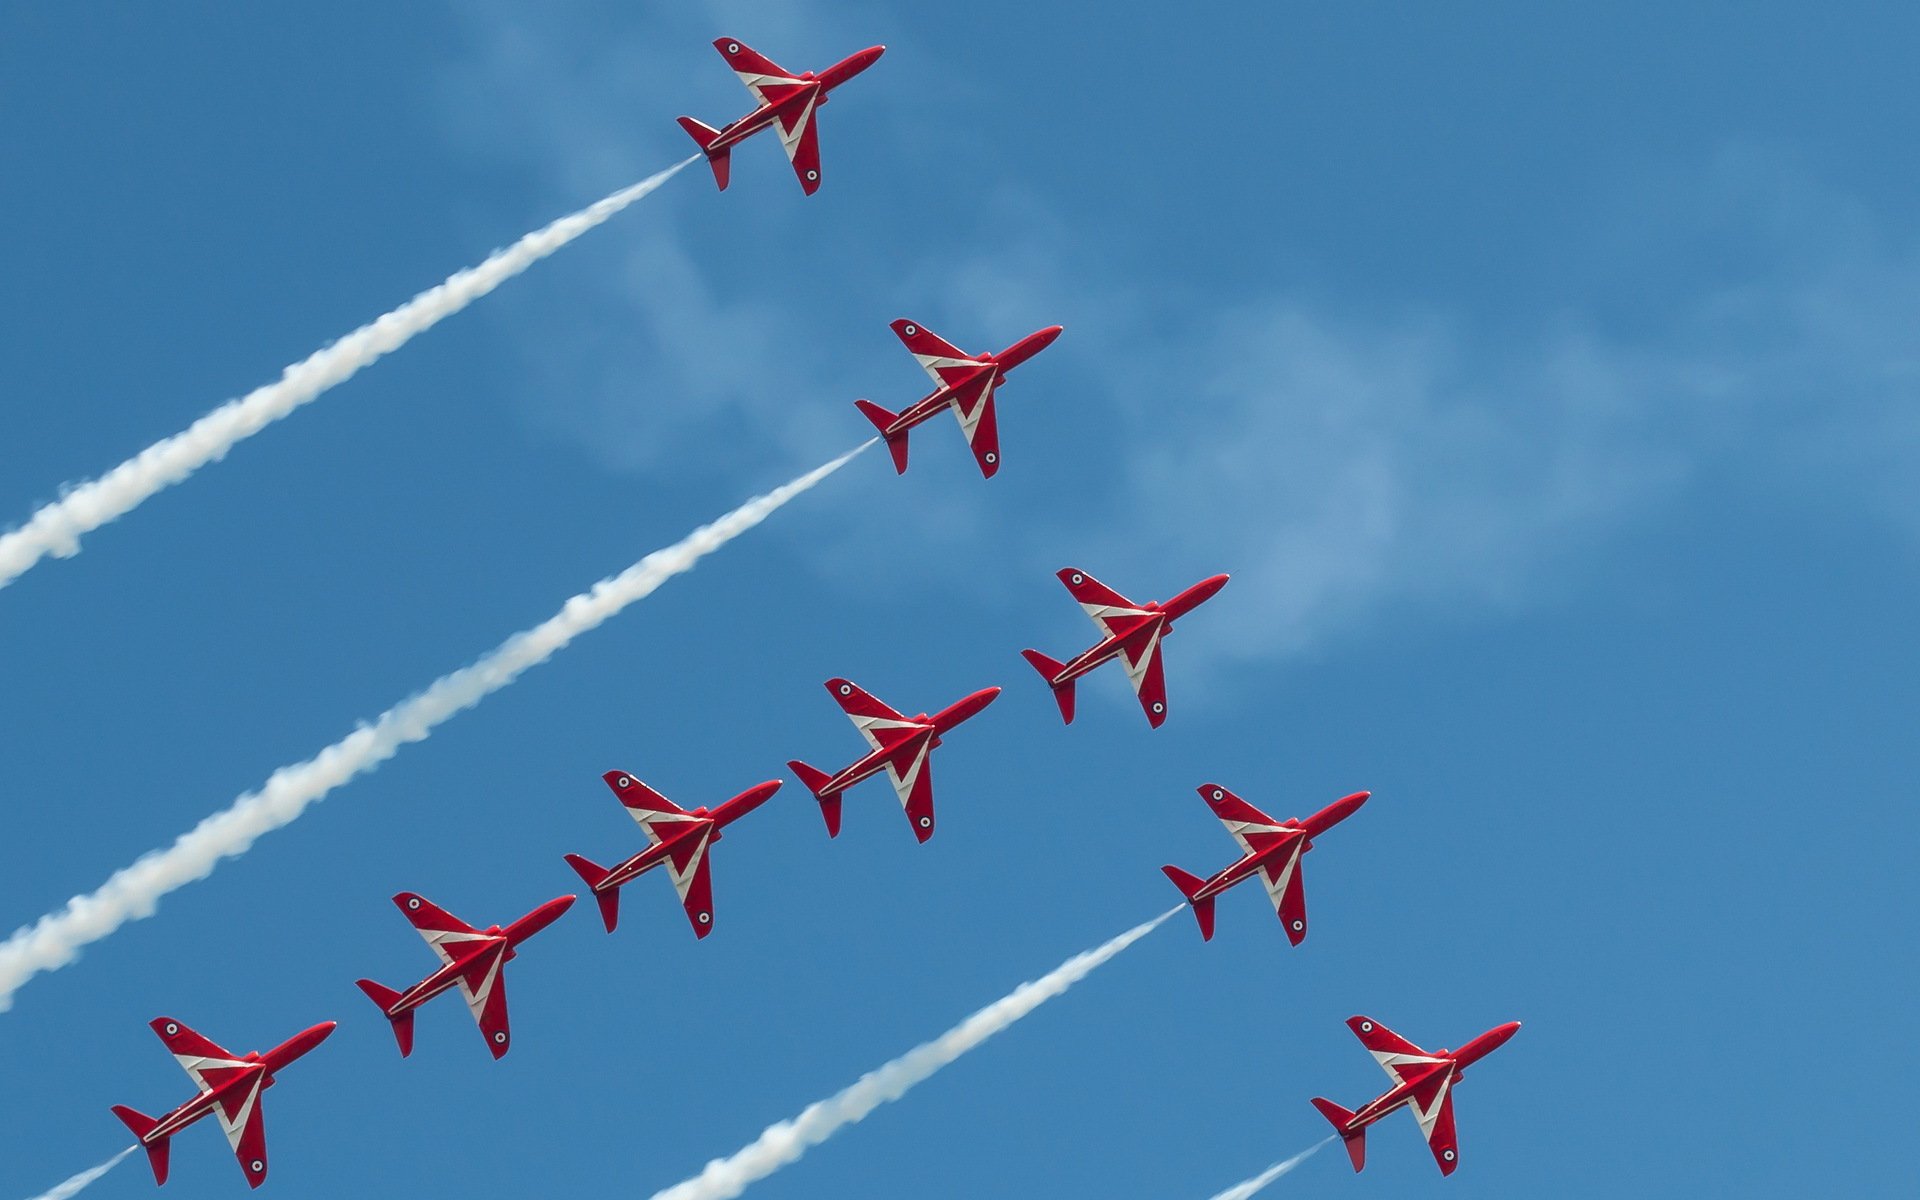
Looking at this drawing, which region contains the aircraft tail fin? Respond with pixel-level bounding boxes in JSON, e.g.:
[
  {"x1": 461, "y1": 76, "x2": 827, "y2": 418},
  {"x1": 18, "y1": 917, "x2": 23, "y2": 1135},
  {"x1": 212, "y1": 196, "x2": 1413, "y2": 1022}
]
[
  {"x1": 676, "y1": 117, "x2": 730, "y2": 189},
  {"x1": 355, "y1": 979, "x2": 415, "y2": 1056},
  {"x1": 1160, "y1": 866, "x2": 1217, "y2": 940},
  {"x1": 563, "y1": 854, "x2": 621, "y2": 932},
  {"x1": 786, "y1": 760, "x2": 844, "y2": 837},
  {"x1": 854, "y1": 400, "x2": 909, "y2": 472},
  {"x1": 1020, "y1": 650, "x2": 1075, "y2": 723},
  {"x1": 1311, "y1": 1098, "x2": 1366, "y2": 1172},
  {"x1": 111, "y1": 1106, "x2": 170, "y2": 1184}
]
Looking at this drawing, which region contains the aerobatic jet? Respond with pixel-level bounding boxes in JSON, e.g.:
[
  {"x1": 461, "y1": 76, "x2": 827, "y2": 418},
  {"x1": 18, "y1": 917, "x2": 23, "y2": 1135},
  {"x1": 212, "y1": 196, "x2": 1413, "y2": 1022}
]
[
  {"x1": 565, "y1": 773, "x2": 782, "y2": 938},
  {"x1": 111, "y1": 1016, "x2": 335, "y2": 1189},
  {"x1": 1161, "y1": 786, "x2": 1368, "y2": 943},
  {"x1": 676, "y1": 37, "x2": 885, "y2": 195},
  {"x1": 787, "y1": 678, "x2": 1001, "y2": 843},
  {"x1": 1020, "y1": 567, "x2": 1229, "y2": 727},
  {"x1": 856, "y1": 318, "x2": 1064, "y2": 477},
  {"x1": 355, "y1": 892, "x2": 575, "y2": 1060},
  {"x1": 1311, "y1": 1015, "x2": 1522, "y2": 1177}
]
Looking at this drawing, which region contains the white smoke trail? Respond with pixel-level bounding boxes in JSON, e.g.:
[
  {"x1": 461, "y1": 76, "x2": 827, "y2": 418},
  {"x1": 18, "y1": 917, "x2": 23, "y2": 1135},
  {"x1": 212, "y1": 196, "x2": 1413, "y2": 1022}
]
[
  {"x1": 1201, "y1": 1139, "x2": 1334, "y2": 1200},
  {"x1": 0, "y1": 157, "x2": 697, "y2": 591},
  {"x1": 0, "y1": 444, "x2": 869, "y2": 1009},
  {"x1": 20, "y1": 1147, "x2": 135, "y2": 1200},
  {"x1": 647, "y1": 908, "x2": 1180, "y2": 1200}
]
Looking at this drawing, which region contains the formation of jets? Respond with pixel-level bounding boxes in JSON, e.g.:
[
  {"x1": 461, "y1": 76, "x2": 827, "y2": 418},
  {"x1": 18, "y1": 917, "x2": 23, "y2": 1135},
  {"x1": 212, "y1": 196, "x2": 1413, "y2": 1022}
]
[{"x1": 97, "y1": 34, "x2": 1522, "y2": 1189}]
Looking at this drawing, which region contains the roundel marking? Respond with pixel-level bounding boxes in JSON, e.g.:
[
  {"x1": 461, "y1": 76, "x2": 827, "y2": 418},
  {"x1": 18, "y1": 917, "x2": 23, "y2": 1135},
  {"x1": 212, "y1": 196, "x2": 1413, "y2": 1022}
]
[
  {"x1": 407, "y1": 897, "x2": 420, "y2": 910},
  {"x1": 806, "y1": 169, "x2": 819, "y2": 181},
  {"x1": 838, "y1": 683, "x2": 852, "y2": 696},
  {"x1": 493, "y1": 1031, "x2": 508, "y2": 1044},
  {"x1": 726, "y1": 42, "x2": 740, "y2": 53},
  {"x1": 1152, "y1": 702, "x2": 1165, "y2": 714},
  {"x1": 918, "y1": 816, "x2": 932, "y2": 828},
  {"x1": 1291, "y1": 919, "x2": 1305, "y2": 931},
  {"x1": 165, "y1": 1022, "x2": 179, "y2": 1035},
  {"x1": 983, "y1": 452, "x2": 997, "y2": 464},
  {"x1": 1070, "y1": 572, "x2": 1084, "y2": 584},
  {"x1": 617, "y1": 775, "x2": 631, "y2": 788},
  {"x1": 904, "y1": 324, "x2": 917, "y2": 336},
  {"x1": 1443, "y1": 1150, "x2": 1456, "y2": 1162},
  {"x1": 698, "y1": 911, "x2": 712, "y2": 924},
  {"x1": 251, "y1": 1160, "x2": 266, "y2": 1173},
  {"x1": 1211, "y1": 789, "x2": 1224, "y2": 801},
  {"x1": 1360, "y1": 1020, "x2": 1374, "y2": 1033}
]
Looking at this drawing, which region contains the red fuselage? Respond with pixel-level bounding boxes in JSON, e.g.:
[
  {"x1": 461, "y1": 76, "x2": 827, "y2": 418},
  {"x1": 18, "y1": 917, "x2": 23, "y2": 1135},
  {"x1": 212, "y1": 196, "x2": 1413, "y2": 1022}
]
[
  {"x1": 593, "y1": 782, "x2": 779, "y2": 893},
  {"x1": 703, "y1": 46, "x2": 885, "y2": 154},
  {"x1": 876, "y1": 327, "x2": 1064, "y2": 440},
  {"x1": 1186, "y1": 791, "x2": 1368, "y2": 903},
  {"x1": 816, "y1": 687, "x2": 1001, "y2": 795},
  {"x1": 134, "y1": 1022, "x2": 334, "y2": 1146},
  {"x1": 1339, "y1": 1021, "x2": 1521, "y2": 1133},
  {"x1": 379, "y1": 897, "x2": 575, "y2": 1016},
  {"x1": 1047, "y1": 573, "x2": 1229, "y2": 685}
]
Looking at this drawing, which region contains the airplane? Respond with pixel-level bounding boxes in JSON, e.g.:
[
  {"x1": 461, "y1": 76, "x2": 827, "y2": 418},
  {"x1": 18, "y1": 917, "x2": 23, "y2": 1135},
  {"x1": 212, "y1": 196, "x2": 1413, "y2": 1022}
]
[
  {"x1": 855, "y1": 318, "x2": 1064, "y2": 477},
  {"x1": 1310, "y1": 1015, "x2": 1522, "y2": 1177},
  {"x1": 676, "y1": 37, "x2": 885, "y2": 195},
  {"x1": 787, "y1": 678, "x2": 1001, "y2": 843},
  {"x1": 1161, "y1": 786, "x2": 1368, "y2": 943},
  {"x1": 111, "y1": 1016, "x2": 335, "y2": 1189},
  {"x1": 564, "y1": 773, "x2": 783, "y2": 938},
  {"x1": 1020, "y1": 567, "x2": 1229, "y2": 728},
  {"x1": 355, "y1": 892, "x2": 576, "y2": 1060}
]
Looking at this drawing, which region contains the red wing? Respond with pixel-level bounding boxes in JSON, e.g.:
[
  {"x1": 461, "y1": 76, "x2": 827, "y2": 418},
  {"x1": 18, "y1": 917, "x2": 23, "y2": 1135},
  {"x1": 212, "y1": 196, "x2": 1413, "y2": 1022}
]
[
  {"x1": 391, "y1": 892, "x2": 489, "y2": 965},
  {"x1": 953, "y1": 387, "x2": 1001, "y2": 478},
  {"x1": 214, "y1": 1078, "x2": 269, "y2": 1188},
  {"x1": 891, "y1": 318, "x2": 987, "y2": 388},
  {"x1": 1411, "y1": 1075, "x2": 1460, "y2": 1175},
  {"x1": 1119, "y1": 627, "x2": 1169, "y2": 727},
  {"x1": 150, "y1": 1017, "x2": 253, "y2": 1093},
  {"x1": 1055, "y1": 568, "x2": 1156, "y2": 640},
  {"x1": 775, "y1": 96, "x2": 822, "y2": 194},
  {"x1": 665, "y1": 832, "x2": 717, "y2": 938},
  {"x1": 885, "y1": 740, "x2": 938, "y2": 843},
  {"x1": 458, "y1": 949, "x2": 513, "y2": 1059},
  {"x1": 712, "y1": 38, "x2": 805, "y2": 105},
  {"x1": 604, "y1": 771, "x2": 700, "y2": 845},
  {"x1": 1264, "y1": 845, "x2": 1309, "y2": 945},
  {"x1": 1347, "y1": 1015, "x2": 1445, "y2": 1086},
  {"x1": 825, "y1": 679, "x2": 924, "y2": 751},
  {"x1": 1198, "y1": 784, "x2": 1293, "y2": 854}
]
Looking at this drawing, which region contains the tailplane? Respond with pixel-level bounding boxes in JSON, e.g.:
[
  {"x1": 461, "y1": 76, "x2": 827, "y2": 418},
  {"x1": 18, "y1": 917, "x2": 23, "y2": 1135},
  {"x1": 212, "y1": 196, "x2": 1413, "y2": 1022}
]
[
  {"x1": 111, "y1": 1106, "x2": 170, "y2": 1184},
  {"x1": 563, "y1": 854, "x2": 621, "y2": 932},
  {"x1": 1020, "y1": 650, "x2": 1075, "y2": 724},
  {"x1": 1310, "y1": 1098, "x2": 1366, "y2": 1172},
  {"x1": 853, "y1": 400, "x2": 909, "y2": 472},
  {"x1": 786, "y1": 760, "x2": 844, "y2": 837},
  {"x1": 675, "y1": 117, "x2": 731, "y2": 189},
  {"x1": 1160, "y1": 866, "x2": 1217, "y2": 940},
  {"x1": 354, "y1": 979, "x2": 415, "y2": 1056}
]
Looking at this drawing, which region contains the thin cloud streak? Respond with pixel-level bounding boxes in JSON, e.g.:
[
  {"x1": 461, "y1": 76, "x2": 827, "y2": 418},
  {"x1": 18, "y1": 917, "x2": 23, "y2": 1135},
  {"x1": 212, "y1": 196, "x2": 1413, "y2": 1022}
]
[
  {"x1": 0, "y1": 443, "x2": 869, "y2": 1009},
  {"x1": 0, "y1": 157, "x2": 695, "y2": 591},
  {"x1": 646, "y1": 908, "x2": 1180, "y2": 1200}
]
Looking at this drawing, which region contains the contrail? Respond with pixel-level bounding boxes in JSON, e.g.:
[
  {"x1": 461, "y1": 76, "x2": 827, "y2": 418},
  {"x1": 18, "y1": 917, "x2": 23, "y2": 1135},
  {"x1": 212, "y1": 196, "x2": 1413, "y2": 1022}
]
[
  {"x1": 20, "y1": 1147, "x2": 134, "y2": 1200},
  {"x1": 0, "y1": 157, "x2": 697, "y2": 592},
  {"x1": 0, "y1": 444, "x2": 869, "y2": 1009},
  {"x1": 1201, "y1": 1139, "x2": 1334, "y2": 1200},
  {"x1": 646, "y1": 907, "x2": 1180, "y2": 1200}
]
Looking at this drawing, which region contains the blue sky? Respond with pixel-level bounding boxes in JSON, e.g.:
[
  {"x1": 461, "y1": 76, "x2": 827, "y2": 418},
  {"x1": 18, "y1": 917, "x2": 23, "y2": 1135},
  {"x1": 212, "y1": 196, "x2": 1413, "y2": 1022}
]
[{"x1": 2, "y1": 2, "x2": 1916, "y2": 1196}]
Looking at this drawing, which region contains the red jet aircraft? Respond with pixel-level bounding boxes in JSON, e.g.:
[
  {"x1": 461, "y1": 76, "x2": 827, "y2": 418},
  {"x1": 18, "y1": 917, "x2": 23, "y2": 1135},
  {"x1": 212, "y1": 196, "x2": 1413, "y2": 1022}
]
[
  {"x1": 355, "y1": 892, "x2": 575, "y2": 1060},
  {"x1": 1021, "y1": 568, "x2": 1229, "y2": 727},
  {"x1": 1161, "y1": 786, "x2": 1368, "y2": 943},
  {"x1": 677, "y1": 38, "x2": 885, "y2": 195},
  {"x1": 856, "y1": 319, "x2": 1064, "y2": 477},
  {"x1": 1311, "y1": 1015, "x2": 1522, "y2": 1177},
  {"x1": 111, "y1": 1017, "x2": 335, "y2": 1189},
  {"x1": 565, "y1": 773, "x2": 782, "y2": 938},
  {"x1": 787, "y1": 678, "x2": 1000, "y2": 843}
]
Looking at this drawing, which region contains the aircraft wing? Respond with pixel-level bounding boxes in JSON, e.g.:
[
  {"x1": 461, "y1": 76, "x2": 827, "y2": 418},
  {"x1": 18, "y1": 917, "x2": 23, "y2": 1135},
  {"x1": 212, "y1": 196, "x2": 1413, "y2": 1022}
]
[
  {"x1": 1199, "y1": 785, "x2": 1294, "y2": 855},
  {"x1": 826, "y1": 678, "x2": 920, "y2": 751},
  {"x1": 773, "y1": 92, "x2": 823, "y2": 194},
  {"x1": 664, "y1": 828, "x2": 718, "y2": 937},
  {"x1": 882, "y1": 739, "x2": 938, "y2": 842},
  {"x1": 151, "y1": 1017, "x2": 251, "y2": 1095},
  {"x1": 392, "y1": 892, "x2": 486, "y2": 966},
  {"x1": 1347, "y1": 1015, "x2": 1446, "y2": 1087},
  {"x1": 1117, "y1": 625, "x2": 1169, "y2": 727},
  {"x1": 605, "y1": 772, "x2": 700, "y2": 846},
  {"x1": 1056, "y1": 568, "x2": 1155, "y2": 640},
  {"x1": 213, "y1": 1076, "x2": 270, "y2": 1188},
  {"x1": 1409, "y1": 1073, "x2": 1461, "y2": 1175},
  {"x1": 950, "y1": 382, "x2": 1002, "y2": 478},
  {"x1": 891, "y1": 319, "x2": 986, "y2": 388},
  {"x1": 713, "y1": 38, "x2": 809, "y2": 106},
  {"x1": 455, "y1": 945, "x2": 513, "y2": 1058},
  {"x1": 1260, "y1": 841, "x2": 1310, "y2": 945}
]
